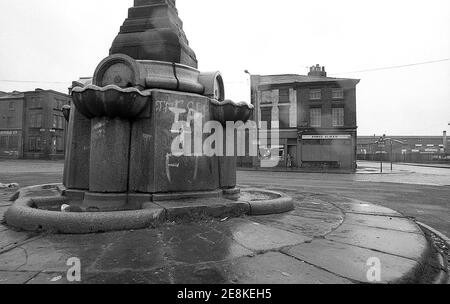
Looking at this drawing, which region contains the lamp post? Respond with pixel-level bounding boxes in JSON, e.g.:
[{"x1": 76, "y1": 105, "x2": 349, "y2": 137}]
[{"x1": 244, "y1": 70, "x2": 252, "y2": 105}]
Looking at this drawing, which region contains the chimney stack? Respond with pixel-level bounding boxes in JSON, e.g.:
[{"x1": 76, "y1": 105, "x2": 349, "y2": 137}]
[{"x1": 308, "y1": 64, "x2": 327, "y2": 77}]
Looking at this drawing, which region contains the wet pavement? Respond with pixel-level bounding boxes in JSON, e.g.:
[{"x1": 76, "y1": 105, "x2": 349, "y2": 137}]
[
  {"x1": 0, "y1": 187, "x2": 438, "y2": 284},
  {"x1": 0, "y1": 159, "x2": 448, "y2": 284}
]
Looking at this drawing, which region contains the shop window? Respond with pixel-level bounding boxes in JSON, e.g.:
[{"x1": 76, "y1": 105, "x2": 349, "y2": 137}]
[
  {"x1": 309, "y1": 89, "x2": 322, "y2": 100},
  {"x1": 9, "y1": 136, "x2": 19, "y2": 149},
  {"x1": 310, "y1": 108, "x2": 322, "y2": 127},
  {"x1": 0, "y1": 136, "x2": 6, "y2": 149},
  {"x1": 28, "y1": 137, "x2": 42, "y2": 152},
  {"x1": 332, "y1": 108, "x2": 345, "y2": 127}
]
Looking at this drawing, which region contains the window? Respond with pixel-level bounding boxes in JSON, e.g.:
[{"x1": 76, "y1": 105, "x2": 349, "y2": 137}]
[
  {"x1": 278, "y1": 106, "x2": 290, "y2": 129},
  {"x1": 279, "y1": 89, "x2": 290, "y2": 104},
  {"x1": 28, "y1": 137, "x2": 42, "y2": 152},
  {"x1": 6, "y1": 117, "x2": 15, "y2": 128},
  {"x1": 54, "y1": 99, "x2": 67, "y2": 110},
  {"x1": 29, "y1": 113, "x2": 43, "y2": 128},
  {"x1": 261, "y1": 91, "x2": 273, "y2": 105},
  {"x1": 260, "y1": 107, "x2": 272, "y2": 128},
  {"x1": 310, "y1": 108, "x2": 322, "y2": 127},
  {"x1": 29, "y1": 98, "x2": 42, "y2": 109},
  {"x1": 332, "y1": 88, "x2": 344, "y2": 99},
  {"x1": 309, "y1": 89, "x2": 322, "y2": 100},
  {"x1": 53, "y1": 115, "x2": 64, "y2": 129},
  {"x1": 8, "y1": 101, "x2": 15, "y2": 111},
  {"x1": 56, "y1": 136, "x2": 64, "y2": 152},
  {"x1": 0, "y1": 136, "x2": 6, "y2": 149},
  {"x1": 9, "y1": 136, "x2": 19, "y2": 149},
  {"x1": 332, "y1": 107, "x2": 345, "y2": 127}
]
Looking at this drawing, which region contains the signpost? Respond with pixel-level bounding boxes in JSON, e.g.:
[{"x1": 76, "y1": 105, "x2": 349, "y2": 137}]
[{"x1": 373, "y1": 135, "x2": 405, "y2": 173}]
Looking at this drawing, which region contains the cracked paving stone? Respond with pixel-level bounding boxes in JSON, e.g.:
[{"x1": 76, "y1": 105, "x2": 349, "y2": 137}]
[
  {"x1": 0, "y1": 232, "x2": 120, "y2": 272},
  {"x1": 327, "y1": 224, "x2": 428, "y2": 261},
  {"x1": 0, "y1": 271, "x2": 38, "y2": 284},
  {"x1": 343, "y1": 213, "x2": 423, "y2": 234},
  {"x1": 215, "y1": 218, "x2": 312, "y2": 252},
  {"x1": 283, "y1": 239, "x2": 419, "y2": 283},
  {"x1": 158, "y1": 222, "x2": 253, "y2": 265},
  {"x1": 249, "y1": 213, "x2": 343, "y2": 238},
  {"x1": 0, "y1": 230, "x2": 34, "y2": 251},
  {"x1": 221, "y1": 252, "x2": 352, "y2": 284}
]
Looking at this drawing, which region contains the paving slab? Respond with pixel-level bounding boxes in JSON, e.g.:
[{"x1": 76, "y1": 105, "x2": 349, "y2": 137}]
[
  {"x1": 216, "y1": 218, "x2": 311, "y2": 252},
  {"x1": 157, "y1": 222, "x2": 254, "y2": 265},
  {"x1": 327, "y1": 224, "x2": 428, "y2": 261},
  {"x1": 0, "y1": 206, "x2": 9, "y2": 221},
  {"x1": 0, "y1": 232, "x2": 120, "y2": 272},
  {"x1": 0, "y1": 229, "x2": 35, "y2": 251},
  {"x1": 250, "y1": 213, "x2": 343, "y2": 238},
  {"x1": 283, "y1": 240, "x2": 420, "y2": 283},
  {"x1": 221, "y1": 252, "x2": 352, "y2": 284},
  {"x1": 0, "y1": 271, "x2": 38, "y2": 284},
  {"x1": 333, "y1": 200, "x2": 403, "y2": 217},
  {"x1": 294, "y1": 197, "x2": 343, "y2": 215},
  {"x1": 344, "y1": 213, "x2": 423, "y2": 234}
]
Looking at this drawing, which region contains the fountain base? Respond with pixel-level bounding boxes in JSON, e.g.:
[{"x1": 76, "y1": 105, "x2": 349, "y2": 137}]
[{"x1": 4, "y1": 185, "x2": 294, "y2": 234}]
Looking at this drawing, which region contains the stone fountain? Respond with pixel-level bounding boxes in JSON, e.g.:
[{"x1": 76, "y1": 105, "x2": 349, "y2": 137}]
[{"x1": 5, "y1": 0, "x2": 293, "y2": 233}]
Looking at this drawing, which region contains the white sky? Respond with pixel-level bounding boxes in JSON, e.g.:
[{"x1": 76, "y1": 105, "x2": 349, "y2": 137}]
[{"x1": 0, "y1": 0, "x2": 449, "y2": 136}]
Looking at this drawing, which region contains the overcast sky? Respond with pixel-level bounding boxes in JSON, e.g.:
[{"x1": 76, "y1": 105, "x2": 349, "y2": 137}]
[{"x1": 0, "y1": 0, "x2": 449, "y2": 136}]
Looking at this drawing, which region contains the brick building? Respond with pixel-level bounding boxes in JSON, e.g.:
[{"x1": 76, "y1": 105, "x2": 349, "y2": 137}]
[
  {"x1": 239, "y1": 65, "x2": 360, "y2": 172},
  {"x1": 358, "y1": 133, "x2": 449, "y2": 163},
  {"x1": 0, "y1": 89, "x2": 71, "y2": 159}
]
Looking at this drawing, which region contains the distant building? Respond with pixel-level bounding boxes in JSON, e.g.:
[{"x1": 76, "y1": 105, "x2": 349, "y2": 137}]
[
  {"x1": 358, "y1": 133, "x2": 449, "y2": 162},
  {"x1": 239, "y1": 65, "x2": 360, "y2": 172},
  {"x1": 0, "y1": 89, "x2": 71, "y2": 159}
]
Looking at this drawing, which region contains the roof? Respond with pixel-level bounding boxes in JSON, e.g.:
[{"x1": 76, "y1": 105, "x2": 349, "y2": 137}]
[
  {"x1": 0, "y1": 91, "x2": 25, "y2": 100},
  {"x1": 255, "y1": 74, "x2": 360, "y2": 87}
]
